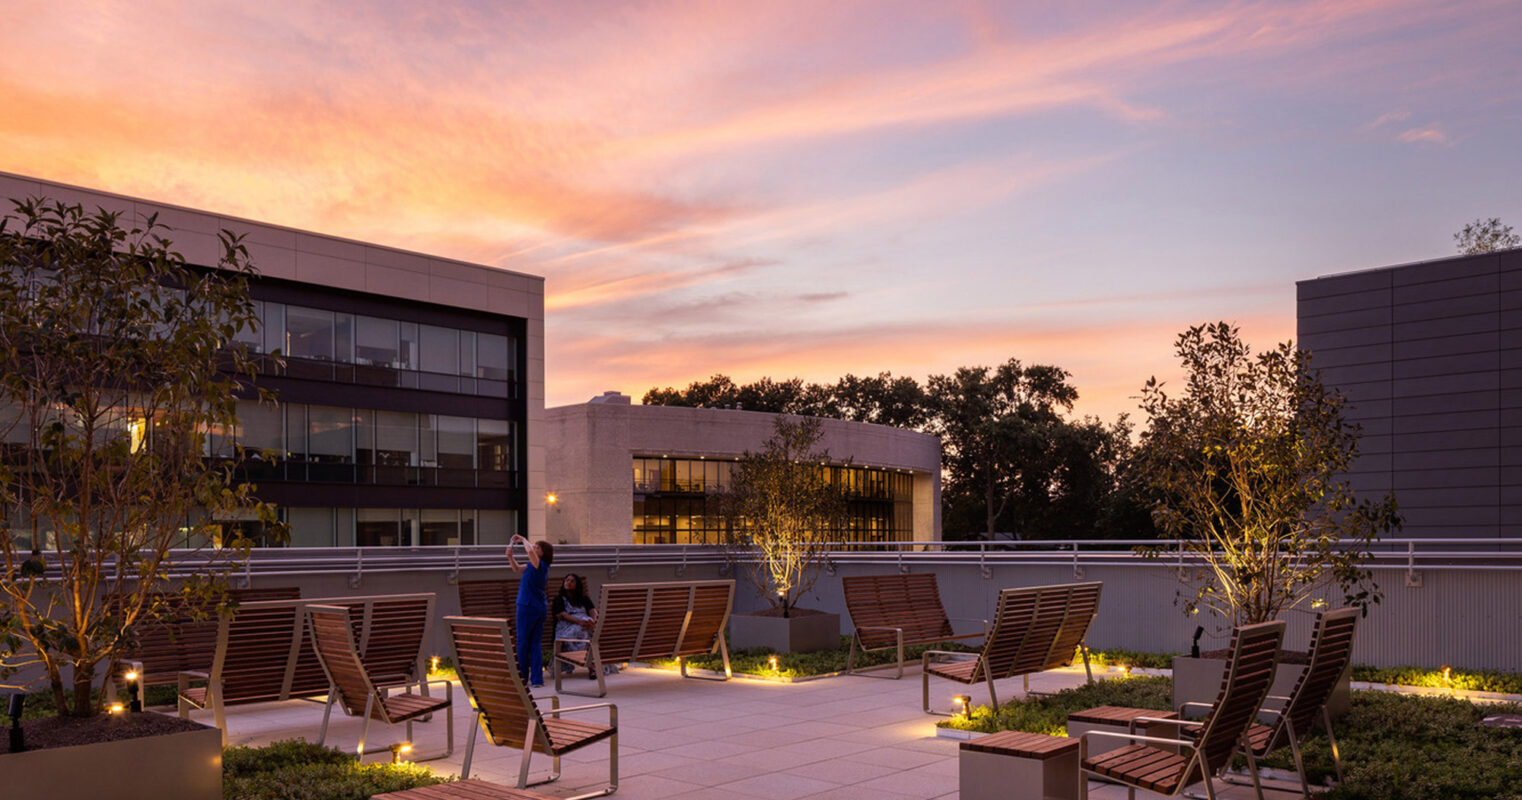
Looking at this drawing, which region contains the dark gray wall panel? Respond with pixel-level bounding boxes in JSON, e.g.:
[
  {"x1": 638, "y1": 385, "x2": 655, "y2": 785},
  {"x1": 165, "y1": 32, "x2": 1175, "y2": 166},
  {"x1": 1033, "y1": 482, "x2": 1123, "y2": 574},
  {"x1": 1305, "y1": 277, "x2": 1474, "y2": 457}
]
[
  {"x1": 1300, "y1": 325, "x2": 1393, "y2": 349},
  {"x1": 1300, "y1": 306, "x2": 1393, "y2": 334},
  {"x1": 1389, "y1": 411, "x2": 1498, "y2": 434},
  {"x1": 1394, "y1": 352, "x2": 1500, "y2": 379},
  {"x1": 1301, "y1": 289, "x2": 1395, "y2": 317},
  {"x1": 1392, "y1": 273, "x2": 1499, "y2": 304},
  {"x1": 1394, "y1": 333, "x2": 1500, "y2": 359},
  {"x1": 1394, "y1": 314, "x2": 1498, "y2": 341},
  {"x1": 1392, "y1": 373, "x2": 1498, "y2": 397},
  {"x1": 1296, "y1": 270, "x2": 1391, "y2": 301},
  {"x1": 1392, "y1": 468, "x2": 1498, "y2": 489},
  {"x1": 1392, "y1": 448, "x2": 1497, "y2": 470},
  {"x1": 1398, "y1": 506, "x2": 1500, "y2": 527},
  {"x1": 1391, "y1": 255, "x2": 1499, "y2": 286},
  {"x1": 1392, "y1": 392, "x2": 1498, "y2": 414},
  {"x1": 1393, "y1": 429, "x2": 1502, "y2": 451},
  {"x1": 1392, "y1": 295, "x2": 1498, "y2": 323},
  {"x1": 1306, "y1": 343, "x2": 1392, "y2": 368}
]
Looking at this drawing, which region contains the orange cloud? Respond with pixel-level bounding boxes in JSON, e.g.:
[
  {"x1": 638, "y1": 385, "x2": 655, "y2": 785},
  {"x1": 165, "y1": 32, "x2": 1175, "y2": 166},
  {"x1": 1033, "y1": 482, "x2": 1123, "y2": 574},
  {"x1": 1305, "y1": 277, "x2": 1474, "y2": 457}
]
[{"x1": 1396, "y1": 126, "x2": 1448, "y2": 144}]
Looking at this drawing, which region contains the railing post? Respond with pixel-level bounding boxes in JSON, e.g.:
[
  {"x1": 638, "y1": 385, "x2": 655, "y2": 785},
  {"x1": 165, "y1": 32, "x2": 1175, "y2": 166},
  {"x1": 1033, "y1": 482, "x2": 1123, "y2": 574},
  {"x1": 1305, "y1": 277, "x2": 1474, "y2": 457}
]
[
  {"x1": 1072, "y1": 542, "x2": 1085, "y2": 580},
  {"x1": 1405, "y1": 540, "x2": 1423, "y2": 588},
  {"x1": 980, "y1": 542, "x2": 991, "y2": 580},
  {"x1": 348, "y1": 548, "x2": 363, "y2": 589},
  {"x1": 608, "y1": 547, "x2": 621, "y2": 578}
]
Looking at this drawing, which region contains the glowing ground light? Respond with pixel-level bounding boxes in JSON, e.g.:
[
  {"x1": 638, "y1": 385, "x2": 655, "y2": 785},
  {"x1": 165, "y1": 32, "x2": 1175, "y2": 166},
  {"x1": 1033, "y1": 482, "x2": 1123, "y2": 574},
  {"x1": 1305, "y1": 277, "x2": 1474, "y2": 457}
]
[
  {"x1": 109, "y1": 703, "x2": 124, "y2": 714},
  {"x1": 391, "y1": 742, "x2": 413, "y2": 763},
  {"x1": 1441, "y1": 665, "x2": 1453, "y2": 691},
  {"x1": 953, "y1": 694, "x2": 972, "y2": 718},
  {"x1": 124, "y1": 670, "x2": 138, "y2": 682},
  {"x1": 430, "y1": 656, "x2": 440, "y2": 673},
  {"x1": 768, "y1": 655, "x2": 779, "y2": 674}
]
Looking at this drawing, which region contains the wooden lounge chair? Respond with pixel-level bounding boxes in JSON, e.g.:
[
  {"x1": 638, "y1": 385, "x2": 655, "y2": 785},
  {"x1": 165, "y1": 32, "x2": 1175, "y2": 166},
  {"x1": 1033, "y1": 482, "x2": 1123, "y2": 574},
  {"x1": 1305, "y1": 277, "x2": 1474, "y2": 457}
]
[
  {"x1": 306, "y1": 605, "x2": 454, "y2": 761},
  {"x1": 178, "y1": 601, "x2": 304, "y2": 745},
  {"x1": 553, "y1": 579, "x2": 733, "y2": 698},
  {"x1": 446, "y1": 615, "x2": 618, "y2": 798},
  {"x1": 922, "y1": 582, "x2": 1102, "y2": 715},
  {"x1": 1077, "y1": 620, "x2": 1286, "y2": 800},
  {"x1": 1233, "y1": 608, "x2": 1358, "y2": 796},
  {"x1": 842, "y1": 573, "x2": 988, "y2": 679}
]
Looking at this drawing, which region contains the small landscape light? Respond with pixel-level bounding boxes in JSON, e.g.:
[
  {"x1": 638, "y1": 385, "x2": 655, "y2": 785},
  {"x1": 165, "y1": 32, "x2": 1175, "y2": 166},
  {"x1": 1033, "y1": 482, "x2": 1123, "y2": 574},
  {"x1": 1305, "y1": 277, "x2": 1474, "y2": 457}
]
[
  {"x1": 124, "y1": 670, "x2": 138, "y2": 682},
  {"x1": 125, "y1": 670, "x2": 142, "y2": 712},
  {"x1": 1441, "y1": 665, "x2": 1453, "y2": 691},
  {"x1": 768, "y1": 655, "x2": 779, "y2": 674},
  {"x1": 1118, "y1": 663, "x2": 1133, "y2": 677},
  {"x1": 109, "y1": 702, "x2": 125, "y2": 714},
  {"x1": 953, "y1": 695, "x2": 972, "y2": 719},
  {"x1": 546, "y1": 493, "x2": 558, "y2": 505},
  {"x1": 391, "y1": 741, "x2": 413, "y2": 763},
  {"x1": 430, "y1": 656, "x2": 440, "y2": 673}
]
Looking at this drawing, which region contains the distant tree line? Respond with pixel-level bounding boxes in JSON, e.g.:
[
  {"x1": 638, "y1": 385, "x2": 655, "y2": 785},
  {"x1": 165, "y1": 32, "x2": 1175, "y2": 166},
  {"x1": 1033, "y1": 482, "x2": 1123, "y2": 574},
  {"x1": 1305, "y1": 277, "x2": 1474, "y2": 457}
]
[{"x1": 642, "y1": 362, "x2": 1156, "y2": 541}]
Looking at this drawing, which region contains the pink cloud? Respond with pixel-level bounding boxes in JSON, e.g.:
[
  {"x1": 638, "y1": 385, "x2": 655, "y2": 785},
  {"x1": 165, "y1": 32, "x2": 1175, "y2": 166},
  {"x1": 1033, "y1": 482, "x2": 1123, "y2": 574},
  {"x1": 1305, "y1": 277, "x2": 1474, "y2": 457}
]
[{"x1": 1396, "y1": 126, "x2": 1449, "y2": 144}]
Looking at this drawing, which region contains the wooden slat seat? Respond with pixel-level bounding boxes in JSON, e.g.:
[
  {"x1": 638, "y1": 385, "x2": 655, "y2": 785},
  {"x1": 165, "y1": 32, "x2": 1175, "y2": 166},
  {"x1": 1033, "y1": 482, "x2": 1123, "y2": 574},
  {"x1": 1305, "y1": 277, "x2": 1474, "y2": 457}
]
[
  {"x1": 962, "y1": 730, "x2": 1079, "y2": 760},
  {"x1": 1074, "y1": 620, "x2": 1287, "y2": 800},
  {"x1": 1085, "y1": 745, "x2": 1188, "y2": 793},
  {"x1": 552, "y1": 579, "x2": 735, "y2": 698},
  {"x1": 374, "y1": 778, "x2": 557, "y2": 800},
  {"x1": 843, "y1": 573, "x2": 988, "y2": 679},
  {"x1": 307, "y1": 604, "x2": 453, "y2": 761},
  {"x1": 110, "y1": 586, "x2": 301, "y2": 707},
  {"x1": 175, "y1": 592, "x2": 435, "y2": 746},
  {"x1": 921, "y1": 581, "x2": 1103, "y2": 715},
  {"x1": 446, "y1": 615, "x2": 617, "y2": 798}
]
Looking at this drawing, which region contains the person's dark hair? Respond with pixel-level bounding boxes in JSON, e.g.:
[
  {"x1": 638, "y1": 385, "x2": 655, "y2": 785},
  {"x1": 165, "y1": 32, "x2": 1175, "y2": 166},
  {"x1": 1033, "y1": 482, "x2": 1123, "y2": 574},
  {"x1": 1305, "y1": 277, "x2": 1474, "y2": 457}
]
[
  {"x1": 561, "y1": 572, "x2": 591, "y2": 607},
  {"x1": 537, "y1": 540, "x2": 555, "y2": 566}
]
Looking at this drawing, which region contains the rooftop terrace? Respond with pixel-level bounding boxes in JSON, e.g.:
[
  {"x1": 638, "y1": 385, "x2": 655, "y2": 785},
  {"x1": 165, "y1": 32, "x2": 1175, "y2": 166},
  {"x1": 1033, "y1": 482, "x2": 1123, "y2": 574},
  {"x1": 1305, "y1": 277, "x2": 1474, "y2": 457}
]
[{"x1": 204, "y1": 664, "x2": 1319, "y2": 800}]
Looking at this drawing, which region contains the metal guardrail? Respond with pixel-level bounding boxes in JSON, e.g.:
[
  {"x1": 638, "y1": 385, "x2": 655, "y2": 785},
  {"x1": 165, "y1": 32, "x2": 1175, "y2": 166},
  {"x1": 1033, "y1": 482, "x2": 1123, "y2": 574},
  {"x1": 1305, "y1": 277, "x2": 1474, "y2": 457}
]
[{"x1": 39, "y1": 537, "x2": 1522, "y2": 586}]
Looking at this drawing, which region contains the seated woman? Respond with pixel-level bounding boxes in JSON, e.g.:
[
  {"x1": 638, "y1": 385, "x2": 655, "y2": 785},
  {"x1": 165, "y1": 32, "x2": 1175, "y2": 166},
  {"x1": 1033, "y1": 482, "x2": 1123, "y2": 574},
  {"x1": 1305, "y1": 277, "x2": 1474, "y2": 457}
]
[{"x1": 552, "y1": 573, "x2": 599, "y2": 679}]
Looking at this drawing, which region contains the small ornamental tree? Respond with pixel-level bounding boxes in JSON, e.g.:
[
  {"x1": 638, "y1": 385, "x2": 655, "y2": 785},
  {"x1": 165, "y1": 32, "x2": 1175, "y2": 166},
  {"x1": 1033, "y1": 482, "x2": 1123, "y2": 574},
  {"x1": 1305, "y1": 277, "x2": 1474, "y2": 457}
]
[
  {"x1": 722, "y1": 416, "x2": 847, "y2": 617},
  {"x1": 1454, "y1": 217, "x2": 1520, "y2": 254},
  {"x1": 1138, "y1": 322, "x2": 1401, "y2": 628},
  {"x1": 0, "y1": 199, "x2": 281, "y2": 717}
]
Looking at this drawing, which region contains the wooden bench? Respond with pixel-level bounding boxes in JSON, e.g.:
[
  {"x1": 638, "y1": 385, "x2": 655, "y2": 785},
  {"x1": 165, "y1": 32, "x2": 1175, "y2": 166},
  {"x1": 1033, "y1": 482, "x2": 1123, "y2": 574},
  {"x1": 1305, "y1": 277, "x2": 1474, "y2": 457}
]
[
  {"x1": 176, "y1": 592, "x2": 435, "y2": 745},
  {"x1": 553, "y1": 579, "x2": 734, "y2": 697},
  {"x1": 842, "y1": 573, "x2": 988, "y2": 679},
  {"x1": 922, "y1": 581, "x2": 1102, "y2": 715},
  {"x1": 109, "y1": 586, "x2": 302, "y2": 707}
]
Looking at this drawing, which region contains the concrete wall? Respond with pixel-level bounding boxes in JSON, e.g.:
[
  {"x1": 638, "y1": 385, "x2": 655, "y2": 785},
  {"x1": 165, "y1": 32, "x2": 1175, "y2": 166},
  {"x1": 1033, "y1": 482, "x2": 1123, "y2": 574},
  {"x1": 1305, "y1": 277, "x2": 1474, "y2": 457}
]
[
  {"x1": 0, "y1": 171, "x2": 547, "y2": 540},
  {"x1": 544, "y1": 399, "x2": 942, "y2": 544},
  {"x1": 1298, "y1": 248, "x2": 1522, "y2": 539},
  {"x1": 251, "y1": 555, "x2": 1520, "y2": 672}
]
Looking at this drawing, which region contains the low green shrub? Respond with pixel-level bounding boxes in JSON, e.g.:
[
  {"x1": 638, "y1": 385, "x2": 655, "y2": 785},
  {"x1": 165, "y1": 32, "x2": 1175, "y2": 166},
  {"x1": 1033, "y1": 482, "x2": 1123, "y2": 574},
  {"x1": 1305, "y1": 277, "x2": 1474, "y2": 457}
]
[
  {"x1": 223, "y1": 740, "x2": 447, "y2": 800},
  {"x1": 1269, "y1": 691, "x2": 1522, "y2": 800},
  {"x1": 938, "y1": 675, "x2": 1172, "y2": 735},
  {"x1": 1086, "y1": 648, "x2": 1178, "y2": 671},
  {"x1": 1351, "y1": 665, "x2": 1522, "y2": 696}
]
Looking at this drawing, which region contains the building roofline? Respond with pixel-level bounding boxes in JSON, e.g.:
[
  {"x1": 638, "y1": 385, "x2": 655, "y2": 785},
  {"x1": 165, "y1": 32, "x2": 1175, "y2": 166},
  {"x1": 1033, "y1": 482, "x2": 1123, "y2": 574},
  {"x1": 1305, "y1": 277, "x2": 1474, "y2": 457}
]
[
  {"x1": 1302, "y1": 245, "x2": 1522, "y2": 283},
  {"x1": 0, "y1": 170, "x2": 542, "y2": 285}
]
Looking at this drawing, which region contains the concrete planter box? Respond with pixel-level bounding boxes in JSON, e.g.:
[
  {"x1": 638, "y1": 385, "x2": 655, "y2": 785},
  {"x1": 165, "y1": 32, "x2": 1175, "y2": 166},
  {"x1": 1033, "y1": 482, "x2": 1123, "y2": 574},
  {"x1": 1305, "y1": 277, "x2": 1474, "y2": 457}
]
[
  {"x1": 1, "y1": 721, "x2": 221, "y2": 799},
  {"x1": 1172, "y1": 655, "x2": 1351, "y2": 720},
  {"x1": 729, "y1": 609, "x2": 841, "y2": 653}
]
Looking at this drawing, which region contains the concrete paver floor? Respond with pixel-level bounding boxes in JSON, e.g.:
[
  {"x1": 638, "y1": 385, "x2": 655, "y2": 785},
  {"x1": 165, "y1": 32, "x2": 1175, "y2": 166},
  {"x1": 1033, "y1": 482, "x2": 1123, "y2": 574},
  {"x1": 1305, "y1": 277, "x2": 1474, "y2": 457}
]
[{"x1": 192, "y1": 664, "x2": 1310, "y2": 800}]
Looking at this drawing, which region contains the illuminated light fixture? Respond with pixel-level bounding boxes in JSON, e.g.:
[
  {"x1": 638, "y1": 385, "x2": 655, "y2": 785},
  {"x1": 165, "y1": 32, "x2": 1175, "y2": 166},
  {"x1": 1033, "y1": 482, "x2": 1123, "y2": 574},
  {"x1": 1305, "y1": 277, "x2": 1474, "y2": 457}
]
[
  {"x1": 1118, "y1": 663, "x2": 1133, "y2": 677},
  {"x1": 1441, "y1": 665, "x2": 1453, "y2": 691},
  {"x1": 768, "y1": 655, "x2": 779, "y2": 674},
  {"x1": 953, "y1": 694, "x2": 972, "y2": 719},
  {"x1": 430, "y1": 656, "x2": 441, "y2": 673},
  {"x1": 391, "y1": 742, "x2": 413, "y2": 763},
  {"x1": 125, "y1": 669, "x2": 143, "y2": 713},
  {"x1": 546, "y1": 493, "x2": 558, "y2": 505},
  {"x1": 109, "y1": 702, "x2": 125, "y2": 714}
]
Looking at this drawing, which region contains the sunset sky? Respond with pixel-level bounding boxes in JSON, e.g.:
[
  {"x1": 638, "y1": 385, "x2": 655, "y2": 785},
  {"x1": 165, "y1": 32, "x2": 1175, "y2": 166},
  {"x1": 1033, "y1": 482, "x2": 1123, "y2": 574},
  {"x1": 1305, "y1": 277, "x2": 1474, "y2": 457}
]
[{"x1": 3, "y1": 1, "x2": 1519, "y2": 423}]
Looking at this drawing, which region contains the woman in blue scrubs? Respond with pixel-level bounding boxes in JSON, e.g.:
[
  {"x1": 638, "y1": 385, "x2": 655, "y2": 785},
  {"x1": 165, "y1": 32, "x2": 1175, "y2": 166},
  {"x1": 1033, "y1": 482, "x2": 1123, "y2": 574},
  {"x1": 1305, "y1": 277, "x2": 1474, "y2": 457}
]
[{"x1": 506, "y1": 534, "x2": 555, "y2": 686}]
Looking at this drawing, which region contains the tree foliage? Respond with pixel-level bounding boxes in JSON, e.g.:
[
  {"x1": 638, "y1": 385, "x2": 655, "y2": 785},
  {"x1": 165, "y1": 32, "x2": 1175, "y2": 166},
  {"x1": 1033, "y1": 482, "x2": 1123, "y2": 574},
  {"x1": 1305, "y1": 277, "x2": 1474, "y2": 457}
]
[
  {"x1": 1454, "y1": 217, "x2": 1520, "y2": 254},
  {"x1": 644, "y1": 366, "x2": 1149, "y2": 540},
  {"x1": 1138, "y1": 322, "x2": 1400, "y2": 627},
  {"x1": 0, "y1": 199, "x2": 281, "y2": 716},
  {"x1": 720, "y1": 417, "x2": 847, "y2": 615}
]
